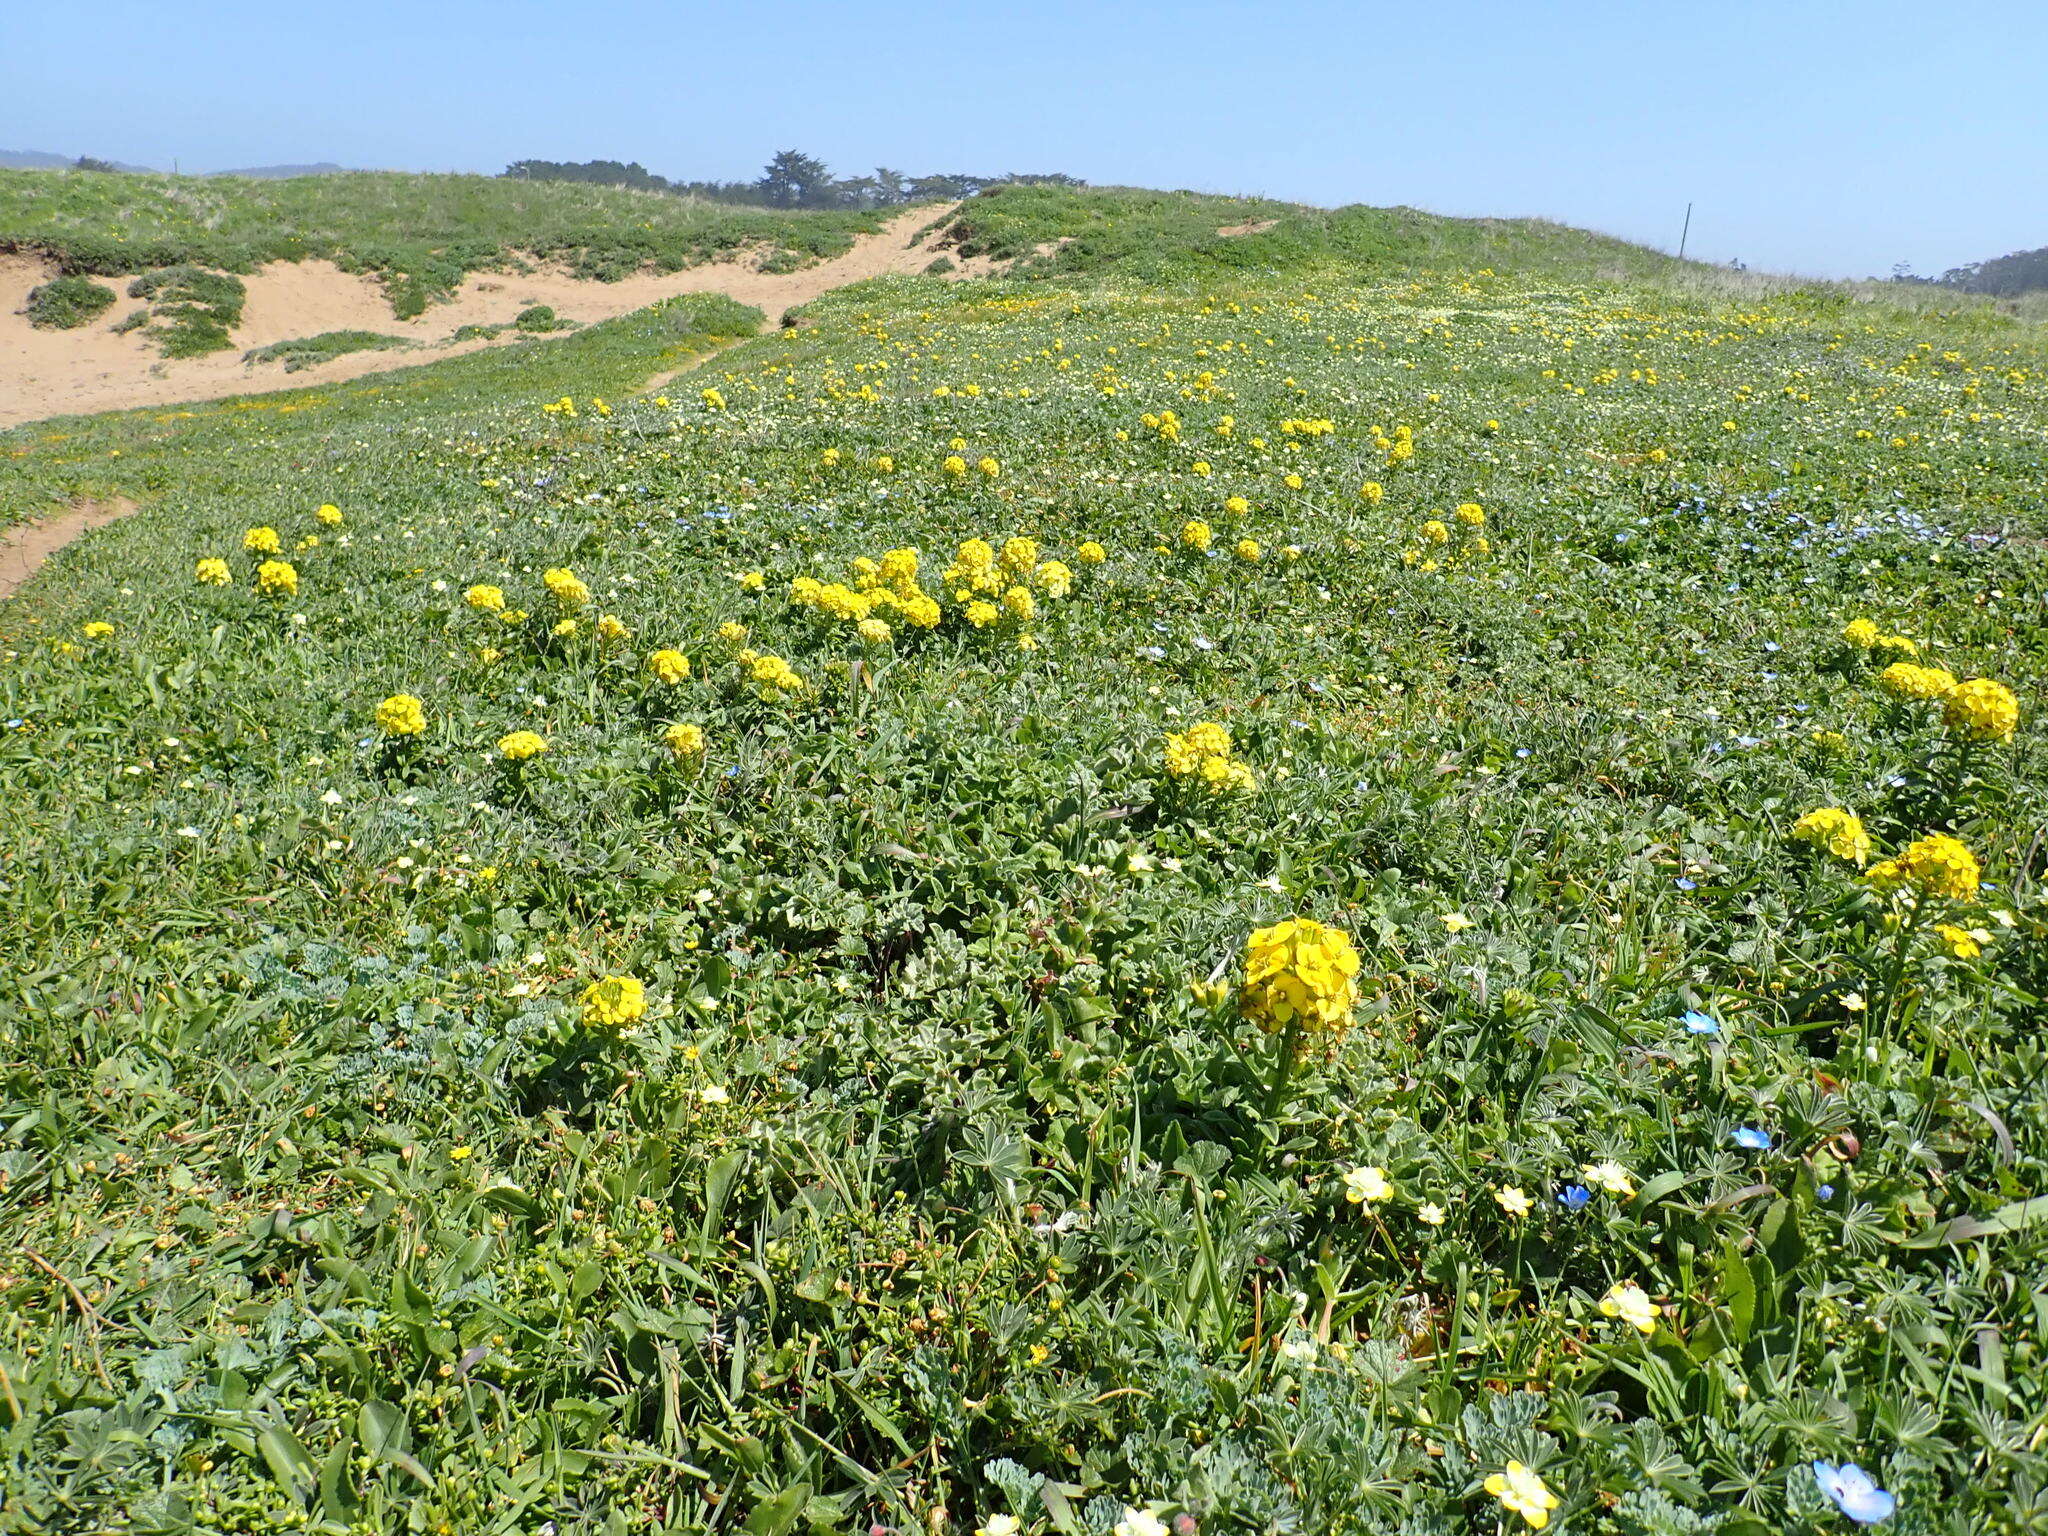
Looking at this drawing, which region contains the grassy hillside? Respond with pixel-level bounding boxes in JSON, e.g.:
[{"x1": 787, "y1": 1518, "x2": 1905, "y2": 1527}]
[
  {"x1": 3, "y1": 201, "x2": 2048, "y2": 1535},
  {"x1": 0, "y1": 167, "x2": 886, "y2": 315}
]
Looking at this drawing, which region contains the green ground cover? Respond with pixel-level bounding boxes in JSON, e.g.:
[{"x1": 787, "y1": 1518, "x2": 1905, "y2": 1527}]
[{"x1": 2, "y1": 191, "x2": 2047, "y2": 1536}]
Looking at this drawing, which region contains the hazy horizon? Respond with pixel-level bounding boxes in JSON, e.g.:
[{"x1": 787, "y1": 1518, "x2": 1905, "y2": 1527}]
[{"x1": 7, "y1": 0, "x2": 2045, "y2": 282}]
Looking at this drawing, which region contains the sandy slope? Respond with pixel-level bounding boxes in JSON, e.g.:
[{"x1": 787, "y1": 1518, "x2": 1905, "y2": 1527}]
[{"x1": 1, "y1": 205, "x2": 980, "y2": 429}]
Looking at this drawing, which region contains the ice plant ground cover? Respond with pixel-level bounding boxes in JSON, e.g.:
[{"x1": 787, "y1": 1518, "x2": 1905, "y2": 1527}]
[{"x1": 2, "y1": 190, "x2": 2047, "y2": 1534}]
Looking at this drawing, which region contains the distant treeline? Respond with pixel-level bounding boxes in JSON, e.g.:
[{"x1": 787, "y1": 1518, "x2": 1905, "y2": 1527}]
[
  {"x1": 1894, "y1": 245, "x2": 2048, "y2": 297},
  {"x1": 502, "y1": 151, "x2": 1085, "y2": 210}
]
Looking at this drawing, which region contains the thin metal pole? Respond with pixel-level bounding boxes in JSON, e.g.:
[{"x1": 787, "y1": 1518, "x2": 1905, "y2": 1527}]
[{"x1": 1678, "y1": 202, "x2": 1693, "y2": 261}]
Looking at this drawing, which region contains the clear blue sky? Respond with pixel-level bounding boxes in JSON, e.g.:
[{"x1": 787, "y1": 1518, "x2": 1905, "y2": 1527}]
[{"x1": 6, "y1": 0, "x2": 2045, "y2": 279}]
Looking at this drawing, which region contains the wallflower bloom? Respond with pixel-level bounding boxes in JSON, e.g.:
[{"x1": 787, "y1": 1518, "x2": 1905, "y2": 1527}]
[
  {"x1": 1494, "y1": 1185, "x2": 1533, "y2": 1218},
  {"x1": 857, "y1": 617, "x2": 893, "y2": 644},
  {"x1": 465, "y1": 584, "x2": 506, "y2": 612},
  {"x1": 543, "y1": 567, "x2": 591, "y2": 609},
  {"x1": 1241, "y1": 918, "x2": 1361, "y2": 1038},
  {"x1": 243, "y1": 526, "x2": 282, "y2": 554},
  {"x1": 977, "y1": 456, "x2": 1000, "y2": 477},
  {"x1": 965, "y1": 600, "x2": 1000, "y2": 628},
  {"x1": 255, "y1": 560, "x2": 298, "y2": 597},
  {"x1": 597, "y1": 614, "x2": 629, "y2": 643},
  {"x1": 1933, "y1": 923, "x2": 1983, "y2": 959},
  {"x1": 1419, "y1": 519, "x2": 1450, "y2": 545},
  {"x1": 1235, "y1": 538, "x2": 1261, "y2": 562},
  {"x1": 646, "y1": 649, "x2": 692, "y2": 685},
  {"x1": 1878, "y1": 662, "x2": 1956, "y2": 701},
  {"x1": 1792, "y1": 807, "x2": 1871, "y2": 867},
  {"x1": 316, "y1": 503, "x2": 343, "y2": 526},
  {"x1": 1455, "y1": 502, "x2": 1486, "y2": 526},
  {"x1": 1359, "y1": 481, "x2": 1385, "y2": 505},
  {"x1": 195, "y1": 557, "x2": 232, "y2": 585},
  {"x1": 1841, "y1": 618, "x2": 1881, "y2": 648},
  {"x1": 942, "y1": 455, "x2": 968, "y2": 478},
  {"x1": 1942, "y1": 678, "x2": 2018, "y2": 742},
  {"x1": 1036, "y1": 560, "x2": 1074, "y2": 597},
  {"x1": 1224, "y1": 494, "x2": 1250, "y2": 516},
  {"x1": 1867, "y1": 833, "x2": 1979, "y2": 901},
  {"x1": 1180, "y1": 520, "x2": 1213, "y2": 552},
  {"x1": 664, "y1": 722, "x2": 705, "y2": 760},
  {"x1": 1484, "y1": 1463, "x2": 1560, "y2": 1530},
  {"x1": 1343, "y1": 1166, "x2": 1393, "y2": 1205},
  {"x1": 1077, "y1": 540, "x2": 1107, "y2": 564},
  {"x1": 1599, "y1": 1279, "x2": 1658, "y2": 1335},
  {"x1": 581, "y1": 975, "x2": 647, "y2": 1029},
  {"x1": 498, "y1": 730, "x2": 549, "y2": 761},
  {"x1": 81, "y1": 621, "x2": 114, "y2": 639},
  {"x1": 375, "y1": 694, "x2": 426, "y2": 736},
  {"x1": 717, "y1": 620, "x2": 748, "y2": 643}
]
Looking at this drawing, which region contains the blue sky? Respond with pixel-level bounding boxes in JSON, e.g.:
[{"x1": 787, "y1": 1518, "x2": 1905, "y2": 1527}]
[{"x1": 5, "y1": 0, "x2": 2044, "y2": 278}]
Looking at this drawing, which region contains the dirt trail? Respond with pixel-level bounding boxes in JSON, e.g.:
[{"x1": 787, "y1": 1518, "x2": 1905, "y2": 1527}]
[
  {"x1": 0, "y1": 498, "x2": 139, "y2": 600},
  {"x1": 1, "y1": 204, "x2": 980, "y2": 430}
]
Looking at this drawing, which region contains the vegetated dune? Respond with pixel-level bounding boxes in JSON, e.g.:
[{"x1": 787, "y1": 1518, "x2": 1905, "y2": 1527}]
[{"x1": 0, "y1": 205, "x2": 983, "y2": 428}]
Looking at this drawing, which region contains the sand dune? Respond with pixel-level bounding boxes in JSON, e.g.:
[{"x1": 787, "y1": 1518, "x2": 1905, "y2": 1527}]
[{"x1": 1, "y1": 205, "x2": 982, "y2": 428}]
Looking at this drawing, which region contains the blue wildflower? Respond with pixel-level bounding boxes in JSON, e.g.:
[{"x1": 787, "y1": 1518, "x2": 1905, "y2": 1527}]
[
  {"x1": 1682, "y1": 1010, "x2": 1720, "y2": 1035},
  {"x1": 1817, "y1": 1184, "x2": 1836, "y2": 1200},
  {"x1": 1733, "y1": 1127, "x2": 1773, "y2": 1151},
  {"x1": 1813, "y1": 1462, "x2": 1895, "y2": 1524},
  {"x1": 1557, "y1": 1185, "x2": 1592, "y2": 1210},
  {"x1": 1675, "y1": 877, "x2": 1698, "y2": 891}
]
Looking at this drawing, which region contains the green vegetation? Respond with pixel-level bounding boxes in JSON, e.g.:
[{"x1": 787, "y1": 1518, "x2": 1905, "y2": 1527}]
[
  {"x1": 242, "y1": 330, "x2": 411, "y2": 372},
  {"x1": 126, "y1": 264, "x2": 248, "y2": 356},
  {"x1": 20, "y1": 272, "x2": 113, "y2": 328},
  {"x1": 3, "y1": 189, "x2": 2048, "y2": 1535},
  {"x1": 515, "y1": 303, "x2": 573, "y2": 333},
  {"x1": 0, "y1": 167, "x2": 893, "y2": 317}
]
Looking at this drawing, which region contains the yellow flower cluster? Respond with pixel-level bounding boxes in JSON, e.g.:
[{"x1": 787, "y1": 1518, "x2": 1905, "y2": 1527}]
[
  {"x1": 1278, "y1": 417, "x2": 1334, "y2": 437},
  {"x1": 498, "y1": 730, "x2": 549, "y2": 761},
  {"x1": 195, "y1": 558, "x2": 232, "y2": 586},
  {"x1": 315, "y1": 503, "x2": 343, "y2": 526},
  {"x1": 1943, "y1": 678, "x2": 2019, "y2": 742},
  {"x1": 1791, "y1": 807, "x2": 1870, "y2": 866},
  {"x1": 543, "y1": 567, "x2": 591, "y2": 610},
  {"x1": 737, "y1": 650, "x2": 807, "y2": 699},
  {"x1": 1868, "y1": 833, "x2": 1980, "y2": 901},
  {"x1": 1402, "y1": 504, "x2": 1490, "y2": 570},
  {"x1": 1163, "y1": 720, "x2": 1257, "y2": 795},
  {"x1": 1241, "y1": 917, "x2": 1361, "y2": 1038},
  {"x1": 663, "y1": 721, "x2": 705, "y2": 759},
  {"x1": 243, "y1": 526, "x2": 281, "y2": 554},
  {"x1": 376, "y1": 694, "x2": 427, "y2": 737},
  {"x1": 1180, "y1": 520, "x2": 1212, "y2": 552},
  {"x1": 255, "y1": 559, "x2": 298, "y2": 597},
  {"x1": 1372, "y1": 423, "x2": 1416, "y2": 464},
  {"x1": 581, "y1": 974, "x2": 647, "y2": 1029},
  {"x1": 1841, "y1": 617, "x2": 1918, "y2": 661},
  {"x1": 466, "y1": 584, "x2": 506, "y2": 612},
  {"x1": 1878, "y1": 662, "x2": 1957, "y2": 701},
  {"x1": 1140, "y1": 409, "x2": 1181, "y2": 442},
  {"x1": 646, "y1": 649, "x2": 692, "y2": 685}
]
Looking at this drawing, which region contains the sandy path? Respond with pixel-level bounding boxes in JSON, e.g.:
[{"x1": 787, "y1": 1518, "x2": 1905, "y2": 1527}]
[
  {"x1": 0, "y1": 498, "x2": 139, "y2": 600},
  {"x1": 1, "y1": 204, "x2": 976, "y2": 430}
]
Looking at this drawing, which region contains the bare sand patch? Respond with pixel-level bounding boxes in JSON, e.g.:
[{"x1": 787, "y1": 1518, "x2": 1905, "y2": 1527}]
[
  {"x1": 1, "y1": 205, "x2": 973, "y2": 429},
  {"x1": 0, "y1": 497, "x2": 139, "y2": 600},
  {"x1": 1217, "y1": 219, "x2": 1280, "y2": 237}
]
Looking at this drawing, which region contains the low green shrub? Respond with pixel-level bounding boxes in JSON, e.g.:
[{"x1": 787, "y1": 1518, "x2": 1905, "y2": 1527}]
[
  {"x1": 22, "y1": 274, "x2": 115, "y2": 329},
  {"x1": 127, "y1": 265, "x2": 247, "y2": 357},
  {"x1": 241, "y1": 330, "x2": 409, "y2": 371}
]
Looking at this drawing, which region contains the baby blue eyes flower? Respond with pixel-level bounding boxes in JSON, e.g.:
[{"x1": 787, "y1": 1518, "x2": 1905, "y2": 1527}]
[
  {"x1": 1557, "y1": 1185, "x2": 1592, "y2": 1210},
  {"x1": 1733, "y1": 1127, "x2": 1773, "y2": 1150},
  {"x1": 1813, "y1": 1461, "x2": 1895, "y2": 1524},
  {"x1": 1818, "y1": 1184, "x2": 1836, "y2": 1200},
  {"x1": 1682, "y1": 1010, "x2": 1720, "y2": 1035}
]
